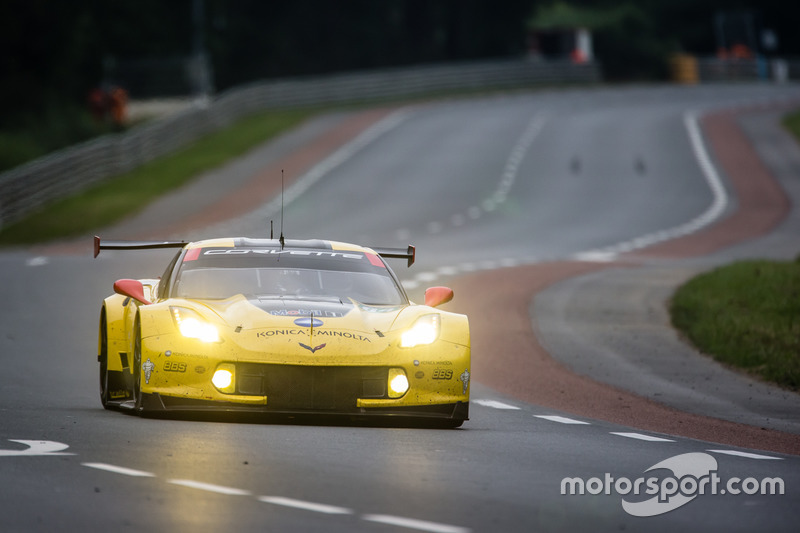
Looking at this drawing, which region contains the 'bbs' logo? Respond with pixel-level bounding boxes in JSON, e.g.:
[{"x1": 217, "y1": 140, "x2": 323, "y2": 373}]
[
  {"x1": 164, "y1": 361, "x2": 187, "y2": 373},
  {"x1": 432, "y1": 369, "x2": 453, "y2": 380}
]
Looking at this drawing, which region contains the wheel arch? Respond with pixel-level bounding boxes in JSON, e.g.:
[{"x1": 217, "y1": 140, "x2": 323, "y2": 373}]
[{"x1": 101, "y1": 294, "x2": 131, "y2": 373}]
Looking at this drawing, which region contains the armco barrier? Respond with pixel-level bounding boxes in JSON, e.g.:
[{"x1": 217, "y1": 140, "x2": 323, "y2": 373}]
[{"x1": 0, "y1": 59, "x2": 599, "y2": 229}]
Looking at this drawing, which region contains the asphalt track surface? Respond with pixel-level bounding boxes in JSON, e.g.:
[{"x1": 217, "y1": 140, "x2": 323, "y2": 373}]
[{"x1": 2, "y1": 85, "x2": 800, "y2": 532}]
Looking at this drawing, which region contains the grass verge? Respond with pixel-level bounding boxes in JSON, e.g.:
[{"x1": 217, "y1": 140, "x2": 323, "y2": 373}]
[
  {"x1": 0, "y1": 108, "x2": 314, "y2": 245},
  {"x1": 670, "y1": 259, "x2": 800, "y2": 390},
  {"x1": 782, "y1": 108, "x2": 800, "y2": 140},
  {"x1": 670, "y1": 109, "x2": 800, "y2": 390}
]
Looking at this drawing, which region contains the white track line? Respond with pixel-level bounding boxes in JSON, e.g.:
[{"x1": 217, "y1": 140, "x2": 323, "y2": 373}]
[
  {"x1": 611, "y1": 432, "x2": 675, "y2": 443},
  {"x1": 474, "y1": 399, "x2": 520, "y2": 410},
  {"x1": 258, "y1": 496, "x2": 353, "y2": 514},
  {"x1": 708, "y1": 449, "x2": 783, "y2": 460},
  {"x1": 208, "y1": 109, "x2": 411, "y2": 234},
  {"x1": 168, "y1": 479, "x2": 252, "y2": 496},
  {"x1": 25, "y1": 256, "x2": 49, "y2": 267},
  {"x1": 82, "y1": 463, "x2": 155, "y2": 477},
  {"x1": 362, "y1": 514, "x2": 471, "y2": 533},
  {"x1": 534, "y1": 415, "x2": 590, "y2": 425},
  {"x1": 574, "y1": 110, "x2": 729, "y2": 260}
]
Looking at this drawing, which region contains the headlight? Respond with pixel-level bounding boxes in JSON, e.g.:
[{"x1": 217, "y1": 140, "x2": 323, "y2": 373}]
[
  {"x1": 212, "y1": 364, "x2": 236, "y2": 393},
  {"x1": 388, "y1": 368, "x2": 409, "y2": 398},
  {"x1": 400, "y1": 314, "x2": 440, "y2": 348},
  {"x1": 170, "y1": 306, "x2": 220, "y2": 343}
]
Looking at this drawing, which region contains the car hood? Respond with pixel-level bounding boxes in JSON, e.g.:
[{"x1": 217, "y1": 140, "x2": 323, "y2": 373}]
[
  {"x1": 182, "y1": 295, "x2": 413, "y2": 361},
  {"x1": 200, "y1": 295, "x2": 407, "y2": 335}
]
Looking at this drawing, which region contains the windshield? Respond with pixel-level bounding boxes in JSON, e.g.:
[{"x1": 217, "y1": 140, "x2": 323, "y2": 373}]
[
  {"x1": 175, "y1": 267, "x2": 404, "y2": 305},
  {"x1": 172, "y1": 244, "x2": 409, "y2": 305}
]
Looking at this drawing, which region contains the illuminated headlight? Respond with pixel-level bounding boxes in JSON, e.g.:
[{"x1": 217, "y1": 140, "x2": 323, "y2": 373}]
[
  {"x1": 212, "y1": 364, "x2": 235, "y2": 393},
  {"x1": 400, "y1": 314, "x2": 440, "y2": 348},
  {"x1": 170, "y1": 307, "x2": 220, "y2": 343},
  {"x1": 388, "y1": 368, "x2": 409, "y2": 398}
]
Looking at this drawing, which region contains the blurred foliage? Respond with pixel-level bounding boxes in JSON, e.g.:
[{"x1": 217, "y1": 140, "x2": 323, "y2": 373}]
[
  {"x1": 529, "y1": 2, "x2": 670, "y2": 79},
  {"x1": 0, "y1": 102, "x2": 118, "y2": 171},
  {"x1": 0, "y1": 108, "x2": 313, "y2": 244},
  {"x1": 1, "y1": 0, "x2": 799, "y2": 169}
]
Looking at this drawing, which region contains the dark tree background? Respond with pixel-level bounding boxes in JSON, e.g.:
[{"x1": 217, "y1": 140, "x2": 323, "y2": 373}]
[{"x1": 1, "y1": 0, "x2": 798, "y2": 135}]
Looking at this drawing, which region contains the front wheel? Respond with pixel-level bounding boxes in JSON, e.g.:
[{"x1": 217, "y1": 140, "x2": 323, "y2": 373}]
[
  {"x1": 99, "y1": 310, "x2": 111, "y2": 409},
  {"x1": 132, "y1": 318, "x2": 145, "y2": 415}
]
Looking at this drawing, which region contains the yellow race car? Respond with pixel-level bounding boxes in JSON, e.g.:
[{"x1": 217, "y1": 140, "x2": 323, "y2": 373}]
[{"x1": 95, "y1": 236, "x2": 470, "y2": 427}]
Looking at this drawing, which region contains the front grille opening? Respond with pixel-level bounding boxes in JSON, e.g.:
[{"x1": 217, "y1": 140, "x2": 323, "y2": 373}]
[{"x1": 234, "y1": 364, "x2": 389, "y2": 410}]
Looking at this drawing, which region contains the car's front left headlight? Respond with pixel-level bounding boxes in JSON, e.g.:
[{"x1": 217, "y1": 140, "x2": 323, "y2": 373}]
[
  {"x1": 170, "y1": 306, "x2": 220, "y2": 343},
  {"x1": 400, "y1": 314, "x2": 440, "y2": 348}
]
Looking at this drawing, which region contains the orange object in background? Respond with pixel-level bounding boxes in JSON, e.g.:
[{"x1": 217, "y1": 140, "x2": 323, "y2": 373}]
[
  {"x1": 87, "y1": 87, "x2": 108, "y2": 122},
  {"x1": 109, "y1": 86, "x2": 128, "y2": 126}
]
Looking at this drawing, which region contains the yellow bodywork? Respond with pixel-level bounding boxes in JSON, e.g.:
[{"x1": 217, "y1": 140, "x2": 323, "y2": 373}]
[{"x1": 99, "y1": 239, "x2": 470, "y2": 420}]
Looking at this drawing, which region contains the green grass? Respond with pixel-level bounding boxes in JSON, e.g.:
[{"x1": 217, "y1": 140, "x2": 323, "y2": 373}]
[
  {"x1": 782, "y1": 108, "x2": 800, "y2": 140},
  {"x1": 0, "y1": 108, "x2": 314, "y2": 245},
  {"x1": 0, "y1": 105, "x2": 120, "y2": 172},
  {"x1": 668, "y1": 109, "x2": 800, "y2": 389},
  {"x1": 670, "y1": 260, "x2": 800, "y2": 390}
]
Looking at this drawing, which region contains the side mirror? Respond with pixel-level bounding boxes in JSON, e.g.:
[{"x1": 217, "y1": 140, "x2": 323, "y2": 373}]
[
  {"x1": 424, "y1": 286, "x2": 454, "y2": 308},
  {"x1": 113, "y1": 279, "x2": 152, "y2": 305}
]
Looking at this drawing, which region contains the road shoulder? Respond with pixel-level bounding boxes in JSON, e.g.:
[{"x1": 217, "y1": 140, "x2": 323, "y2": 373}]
[{"x1": 452, "y1": 103, "x2": 800, "y2": 455}]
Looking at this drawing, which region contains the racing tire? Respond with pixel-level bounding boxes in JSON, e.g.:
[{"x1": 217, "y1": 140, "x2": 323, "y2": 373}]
[
  {"x1": 132, "y1": 317, "x2": 145, "y2": 415},
  {"x1": 99, "y1": 310, "x2": 111, "y2": 409}
]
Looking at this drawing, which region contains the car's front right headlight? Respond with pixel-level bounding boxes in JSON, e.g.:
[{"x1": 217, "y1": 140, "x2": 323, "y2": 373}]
[
  {"x1": 400, "y1": 314, "x2": 440, "y2": 348},
  {"x1": 170, "y1": 306, "x2": 220, "y2": 343}
]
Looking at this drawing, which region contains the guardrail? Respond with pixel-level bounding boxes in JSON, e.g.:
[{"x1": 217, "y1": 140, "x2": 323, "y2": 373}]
[
  {"x1": 694, "y1": 57, "x2": 799, "y2": 83},
  {"x1": 0, "y1": 58, "x2": 599, "y2": 230}
]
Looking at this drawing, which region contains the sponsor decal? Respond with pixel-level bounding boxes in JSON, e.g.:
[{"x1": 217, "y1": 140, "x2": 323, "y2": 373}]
[
  {"x1": 294, "y1": 317, "x2": 324, "y2": 328},
  {"x1": 195, "y1": 366, "x2": 206, "y2": 374},
  {"x1": 459, "y1": 369, "x2": 470, "y2": 394},
  {"x1": 419, "y1": 360, "x2": 452, "y2": 366},
  {"x1": 163, "y1": 361, "x2": 187, "y2": 373},
  {"x1": 142, "y1": 358, "x2": 155, "y2": 384},
  {"x1": 432, "y1": 369, "x2": 453, "y2": 380},
  {"x1": 299, "y1": 343, "x2": 327, "y2": 353},
  {"x1": 161, "y1": 351, "x2": 208, "y2": 360},
  {"x1": 257, "y1": 329, "x2": 306, "y2": 338},
  {"x1": 561, "y1": 452, "x2": 785, "y2": 517},
  {"x1": 268, "y1": 309, "x2": 345, "y2": 318},
  {"x1": 365, "y1": 253, "x2": 386, "y2": 268},
  {"x1": 415, "y1": 371, "x2": 425, "y2": 379},
  {"x1": 204, "y1": 249, "x2": 362, "y2": 260},
  {"x1": 256, "y1": 329, "x2": 371, "y2": 342},
  {"x1": 183, "y1": 248, "x2": 201, "y2": 262},
  {"x1": 315, "y1": 330, "x2": 371, "y2": 342}
]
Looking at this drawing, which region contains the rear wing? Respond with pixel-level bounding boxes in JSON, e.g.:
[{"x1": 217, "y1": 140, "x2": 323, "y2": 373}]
[
  {"x1": 94, "y1": 236, "x2": 416, "y2": 267},
  {"x1": 372, "y1": 245, "x2": 415, "y2": 267},
  {"x1": 93, "y1": 236, "x2": 186, "y2": 258}
]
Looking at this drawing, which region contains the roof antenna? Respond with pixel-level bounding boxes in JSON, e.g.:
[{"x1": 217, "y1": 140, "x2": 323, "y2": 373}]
[{"x1": 279, "y1": 169, "x2": 285, "y2": 249}]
